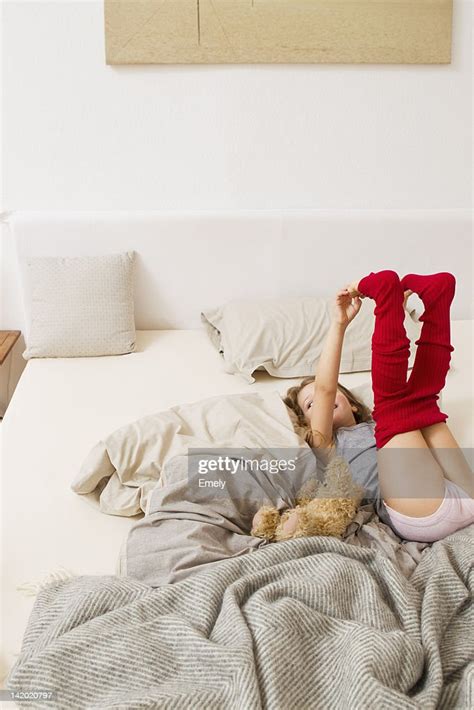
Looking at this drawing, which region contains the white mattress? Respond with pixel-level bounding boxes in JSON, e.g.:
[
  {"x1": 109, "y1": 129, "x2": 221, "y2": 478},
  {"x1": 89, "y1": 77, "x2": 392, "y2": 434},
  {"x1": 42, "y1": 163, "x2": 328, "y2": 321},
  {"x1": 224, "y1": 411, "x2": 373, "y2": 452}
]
[{"x1": 1, "y1": 323, "x2": 473, "y2": 682}]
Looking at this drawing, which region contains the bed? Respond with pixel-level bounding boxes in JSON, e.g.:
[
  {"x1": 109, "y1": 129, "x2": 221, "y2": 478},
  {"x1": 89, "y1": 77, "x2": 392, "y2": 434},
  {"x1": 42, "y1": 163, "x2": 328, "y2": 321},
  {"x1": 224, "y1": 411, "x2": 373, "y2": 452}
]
[
  {"x1": 2, "y1": 322, "x2": 472, "y2": 682},
  {"x1": 1, "y1": 212, "x2": 473, "y2": 705}
]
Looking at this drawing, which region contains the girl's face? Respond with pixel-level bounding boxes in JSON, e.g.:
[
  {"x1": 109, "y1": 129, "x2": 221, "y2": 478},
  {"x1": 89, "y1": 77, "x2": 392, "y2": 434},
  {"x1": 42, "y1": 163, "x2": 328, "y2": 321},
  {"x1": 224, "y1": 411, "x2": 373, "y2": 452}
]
[{"x1": 297, "y1": 382, "x2": 358, "y2": 430}]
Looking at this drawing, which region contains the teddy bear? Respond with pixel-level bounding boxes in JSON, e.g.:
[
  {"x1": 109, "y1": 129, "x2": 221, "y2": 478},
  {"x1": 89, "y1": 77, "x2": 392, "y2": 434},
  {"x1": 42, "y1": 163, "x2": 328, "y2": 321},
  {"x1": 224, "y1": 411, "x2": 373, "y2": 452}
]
[{"x1": 251, "y1": 454, "x2": 363, "y2": 542}]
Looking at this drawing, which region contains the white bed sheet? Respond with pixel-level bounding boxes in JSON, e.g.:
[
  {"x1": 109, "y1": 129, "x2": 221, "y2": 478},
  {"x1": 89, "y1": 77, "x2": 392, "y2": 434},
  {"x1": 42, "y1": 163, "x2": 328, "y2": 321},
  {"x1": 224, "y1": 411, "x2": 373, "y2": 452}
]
[{"x1": 1, "y1": 322, "x2": 473, "y2": 681}]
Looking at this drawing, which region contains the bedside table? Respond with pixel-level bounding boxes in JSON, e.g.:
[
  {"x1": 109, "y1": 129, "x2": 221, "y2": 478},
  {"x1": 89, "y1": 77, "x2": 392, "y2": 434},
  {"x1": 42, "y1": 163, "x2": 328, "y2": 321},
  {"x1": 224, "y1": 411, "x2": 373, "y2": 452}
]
[
  {"x1": 0, "y1": 331, "x2": 21, "y2": 366},
  {"x1": 0, "y1": 331, "x2": 22, "y2": 418}
]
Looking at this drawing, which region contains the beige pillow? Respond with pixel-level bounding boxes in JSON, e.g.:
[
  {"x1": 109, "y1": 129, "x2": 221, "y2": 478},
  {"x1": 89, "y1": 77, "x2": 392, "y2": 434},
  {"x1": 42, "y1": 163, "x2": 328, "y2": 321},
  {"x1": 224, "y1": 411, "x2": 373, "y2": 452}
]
[
  {"x1": 23, "y1": 252, "x2": 136, "y2": 359},
  {"x1": 202, "y1": 297, "x2": 421, "y2": 383}
]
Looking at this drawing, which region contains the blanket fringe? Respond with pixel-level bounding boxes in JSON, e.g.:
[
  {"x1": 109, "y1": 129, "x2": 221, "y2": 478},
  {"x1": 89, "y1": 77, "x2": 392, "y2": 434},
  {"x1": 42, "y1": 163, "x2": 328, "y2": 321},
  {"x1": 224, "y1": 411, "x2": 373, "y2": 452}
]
[{"x1": 16, "y1": 566, "x2": 76, "y2": 597}]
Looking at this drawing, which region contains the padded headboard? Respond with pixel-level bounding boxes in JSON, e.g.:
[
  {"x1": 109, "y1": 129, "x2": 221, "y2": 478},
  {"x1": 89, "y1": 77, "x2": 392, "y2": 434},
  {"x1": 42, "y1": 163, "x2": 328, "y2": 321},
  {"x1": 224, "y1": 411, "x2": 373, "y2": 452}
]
[{"x1": 6, "y1": 209, "x2": 473, "y2": 331}]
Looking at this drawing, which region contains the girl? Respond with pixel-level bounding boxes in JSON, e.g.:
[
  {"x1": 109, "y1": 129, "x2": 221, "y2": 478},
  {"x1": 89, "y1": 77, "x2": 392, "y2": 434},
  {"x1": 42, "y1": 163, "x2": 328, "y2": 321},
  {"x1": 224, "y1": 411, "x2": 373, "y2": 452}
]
[{"x1": 284, "y1": 270, "x2": 474, "y2": 543}]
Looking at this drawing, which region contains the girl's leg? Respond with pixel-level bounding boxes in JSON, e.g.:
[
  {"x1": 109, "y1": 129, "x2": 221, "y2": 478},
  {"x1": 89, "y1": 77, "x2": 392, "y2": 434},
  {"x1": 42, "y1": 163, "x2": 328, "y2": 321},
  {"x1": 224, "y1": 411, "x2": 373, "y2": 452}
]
[
  {"x1": 399, "y1": 273, "x2": 473, "y2": 501},
  {"x1": 357, "y1": 270, "x2": 411, "y2": 449},
  {"x1": 377, "y1": 429, "x2": 446, "y2": 516},
  {"x1": 357, "y1": 270, "x2": 447, "y2": 516},
  {"x1": 401, "y1": 272, "x2": 455, "y2": 415},
  {"x1": 420, "y1": 422, "x2": 474, "y2": 497},
  {"x1": 357, "y1": 270, "x2": 410, "y2": 408}
]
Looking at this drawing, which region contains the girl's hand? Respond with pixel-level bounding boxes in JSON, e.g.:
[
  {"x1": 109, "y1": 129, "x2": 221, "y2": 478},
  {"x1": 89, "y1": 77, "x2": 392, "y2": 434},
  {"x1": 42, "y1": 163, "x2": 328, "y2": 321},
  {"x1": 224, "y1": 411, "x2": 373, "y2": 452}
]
[{"x1": 332, "y1": 289, "x2": 362, "y2": 327}]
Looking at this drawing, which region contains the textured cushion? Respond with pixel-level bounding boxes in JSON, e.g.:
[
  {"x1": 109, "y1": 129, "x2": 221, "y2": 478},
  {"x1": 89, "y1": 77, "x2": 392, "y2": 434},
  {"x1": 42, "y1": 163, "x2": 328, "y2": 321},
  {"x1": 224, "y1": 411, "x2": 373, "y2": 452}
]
[
  {"x1": 202, "y1": 297, "x2": 421, "y2": 383},
  {"x1": 23, "y1": 252, "x2": 136, "y2": 359}
]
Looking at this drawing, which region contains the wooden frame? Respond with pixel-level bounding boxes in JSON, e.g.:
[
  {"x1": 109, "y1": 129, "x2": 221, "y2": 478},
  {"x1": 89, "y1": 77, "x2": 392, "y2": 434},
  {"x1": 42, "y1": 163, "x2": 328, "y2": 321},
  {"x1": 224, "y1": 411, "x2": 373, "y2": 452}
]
[{"x1": 105, "y1": 0, "x2": 453, "y2": 65}]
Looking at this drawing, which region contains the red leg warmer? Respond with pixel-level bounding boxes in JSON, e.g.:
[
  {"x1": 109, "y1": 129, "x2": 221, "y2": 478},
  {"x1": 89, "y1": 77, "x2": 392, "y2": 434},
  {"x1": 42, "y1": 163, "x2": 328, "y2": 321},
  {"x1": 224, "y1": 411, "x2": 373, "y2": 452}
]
[{"x1": 357, "y1": 270, "x2": 455, "y2": 449}]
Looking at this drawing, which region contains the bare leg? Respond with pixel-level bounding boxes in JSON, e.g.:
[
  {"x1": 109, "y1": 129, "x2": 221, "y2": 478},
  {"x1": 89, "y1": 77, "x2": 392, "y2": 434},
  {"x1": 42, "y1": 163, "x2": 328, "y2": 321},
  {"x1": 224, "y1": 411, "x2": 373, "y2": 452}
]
[
  {"x1": 377, "y1": 429, "x2": 447, "y2": 516},
  {"x1": 420, "y1": 422, "x2": 474, "y2": 497},
  {"x1": 399, "y1": 273, "x2": 473, "y2": 499}
]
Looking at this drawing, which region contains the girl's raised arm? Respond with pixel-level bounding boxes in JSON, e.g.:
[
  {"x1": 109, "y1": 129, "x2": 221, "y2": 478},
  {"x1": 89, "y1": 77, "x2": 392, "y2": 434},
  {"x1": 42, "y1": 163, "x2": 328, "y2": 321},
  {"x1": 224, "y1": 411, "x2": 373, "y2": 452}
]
[{"x1": 310, "y1": 289, "x2": 362, "y2": 449}]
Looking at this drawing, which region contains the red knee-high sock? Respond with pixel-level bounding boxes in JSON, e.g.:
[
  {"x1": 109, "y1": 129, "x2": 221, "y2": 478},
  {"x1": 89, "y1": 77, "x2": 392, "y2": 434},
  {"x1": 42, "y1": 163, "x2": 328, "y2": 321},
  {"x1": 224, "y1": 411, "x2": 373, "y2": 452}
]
[
  {"x1": 358, "y1": 270, "x2": 455, "y2": 449},
  {"x1": 401, "y1": 272, "x2": 455, "y2": 409},
  {"x1": 358, "y1": 270, "x2": 410, "y2": 404}
]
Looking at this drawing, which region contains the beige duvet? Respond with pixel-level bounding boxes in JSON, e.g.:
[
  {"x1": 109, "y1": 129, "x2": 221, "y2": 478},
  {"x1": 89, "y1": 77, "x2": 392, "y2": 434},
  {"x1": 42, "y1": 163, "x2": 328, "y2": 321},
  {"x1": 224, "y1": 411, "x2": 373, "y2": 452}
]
[
  {"x1": 73, "y1": 391, "x2": 429, "y2": 586},
  {"x1": 72, "y1": 391, "x2": 306, "y2": 516}
]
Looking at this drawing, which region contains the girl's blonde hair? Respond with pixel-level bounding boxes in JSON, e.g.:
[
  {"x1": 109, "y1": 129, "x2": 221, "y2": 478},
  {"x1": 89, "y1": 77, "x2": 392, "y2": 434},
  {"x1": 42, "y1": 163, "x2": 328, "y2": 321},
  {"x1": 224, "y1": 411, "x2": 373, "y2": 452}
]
[{"x1": 284, "y1": 376, "x2": 373, "y2": 447}]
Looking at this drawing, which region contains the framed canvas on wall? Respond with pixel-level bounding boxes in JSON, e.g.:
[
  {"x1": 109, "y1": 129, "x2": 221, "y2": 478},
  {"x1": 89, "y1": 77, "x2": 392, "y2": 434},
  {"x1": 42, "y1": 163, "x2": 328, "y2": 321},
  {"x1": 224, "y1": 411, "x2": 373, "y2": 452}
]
[{"x1": 104, "y1": 0, "x2": 453, "y2": 65}]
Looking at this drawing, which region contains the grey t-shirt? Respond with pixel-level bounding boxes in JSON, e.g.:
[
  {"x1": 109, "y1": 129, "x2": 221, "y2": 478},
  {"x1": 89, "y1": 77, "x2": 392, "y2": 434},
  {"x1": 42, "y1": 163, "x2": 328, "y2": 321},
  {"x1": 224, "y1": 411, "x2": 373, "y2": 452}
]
[{"x1": 334, "y1": 421, "x2": 393, "y2": 528}]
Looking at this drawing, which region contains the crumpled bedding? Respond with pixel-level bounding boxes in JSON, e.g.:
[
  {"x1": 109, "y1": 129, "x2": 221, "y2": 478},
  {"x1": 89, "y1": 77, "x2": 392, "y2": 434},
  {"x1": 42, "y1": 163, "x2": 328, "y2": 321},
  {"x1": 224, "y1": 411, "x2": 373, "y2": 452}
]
[
  {"x1": 120, "y1": 461, "x2": 430, "y2": 586},
  {"x1": 72, "y1": 391, "x2": 307, "y2": 516},
  {"x1": 7, "y1": 525, "x2": 474, "y2": 709},
  {"x1": 73, "y1": 391, "x2": 431, "y2": 585}
]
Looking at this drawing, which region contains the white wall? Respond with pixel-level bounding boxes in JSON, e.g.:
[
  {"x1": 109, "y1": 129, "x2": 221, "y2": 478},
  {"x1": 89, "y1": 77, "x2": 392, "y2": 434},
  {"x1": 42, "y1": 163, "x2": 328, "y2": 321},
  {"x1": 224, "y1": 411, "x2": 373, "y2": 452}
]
[
  {"x1": 1, "y1": 0, "x2": 472, "y2": 212},
  {"x1": 0, "y1": 0, "x2": 472, "y2": 331}
]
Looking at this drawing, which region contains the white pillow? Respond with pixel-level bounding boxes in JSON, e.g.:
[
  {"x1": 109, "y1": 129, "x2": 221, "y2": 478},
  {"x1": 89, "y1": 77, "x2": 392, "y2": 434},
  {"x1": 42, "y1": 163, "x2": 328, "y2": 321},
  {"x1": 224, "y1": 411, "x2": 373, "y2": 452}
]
[
  {"x1": 22, "y1": 252, "x2": 136, "y2": 359},
  {"x1": 202, "y1": 297, "x2": 421, "y2": 383}
]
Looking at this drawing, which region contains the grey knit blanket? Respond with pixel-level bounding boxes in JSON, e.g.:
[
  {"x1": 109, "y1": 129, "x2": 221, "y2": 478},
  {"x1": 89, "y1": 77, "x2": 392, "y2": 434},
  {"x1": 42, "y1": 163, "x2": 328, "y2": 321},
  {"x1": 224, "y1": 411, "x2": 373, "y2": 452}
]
[{"x1": 7, "y1": 528, "x2": 474, "y2": 709}]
